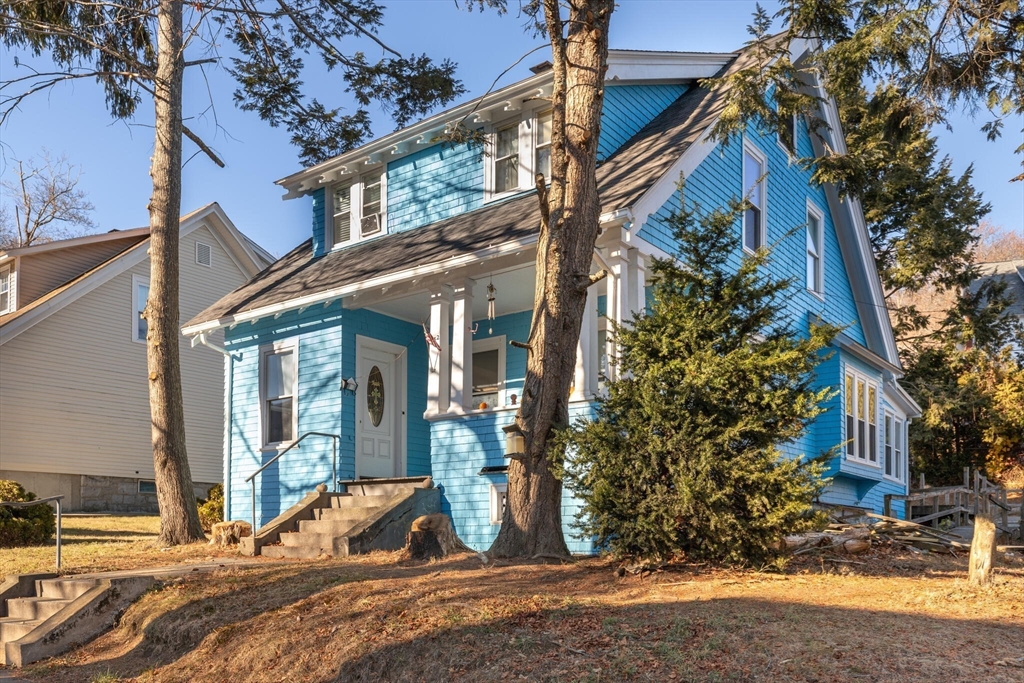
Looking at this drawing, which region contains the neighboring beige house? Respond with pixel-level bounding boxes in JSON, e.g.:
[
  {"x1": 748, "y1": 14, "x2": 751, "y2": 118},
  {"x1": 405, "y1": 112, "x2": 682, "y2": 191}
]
[{"x1": 0, "y1": 204, "x2": 273, "y2": 511}]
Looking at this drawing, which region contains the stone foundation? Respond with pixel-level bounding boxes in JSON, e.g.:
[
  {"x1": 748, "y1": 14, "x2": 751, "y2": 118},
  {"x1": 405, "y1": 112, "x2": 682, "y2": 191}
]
[{"x1": 0, "y1": 470, "x2": 216, "y2": 513}]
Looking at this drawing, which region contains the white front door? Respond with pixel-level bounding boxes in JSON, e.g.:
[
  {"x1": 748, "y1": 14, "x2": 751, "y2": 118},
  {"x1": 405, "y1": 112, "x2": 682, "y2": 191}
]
[{"x1": 355, "y1": 337, "x2": 405, "y2": 478}]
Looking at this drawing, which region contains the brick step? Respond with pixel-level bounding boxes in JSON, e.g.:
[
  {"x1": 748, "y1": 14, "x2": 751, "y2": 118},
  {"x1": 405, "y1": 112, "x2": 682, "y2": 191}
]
[
  {"x1": 316, "y1": 507, "x2": 383, "y2": 521},
  {"x1": 329, "y1": 494, "x2": 392, "y2": 509},
  {"x1": 35, "y1": 579, "x2": 99, "y2": 601},
  {"x1": 298, "y1": 519, "x2": 361, "y2": 535},
  {"x1": 261, "y1": 545, "x2": 325, "y2": 560},
  {"x1": 0, "y1": 617, "x2": 42, "y2": 643},
  {"x1": 6, "y1": 597, "x2": 73, "y2": 622}
]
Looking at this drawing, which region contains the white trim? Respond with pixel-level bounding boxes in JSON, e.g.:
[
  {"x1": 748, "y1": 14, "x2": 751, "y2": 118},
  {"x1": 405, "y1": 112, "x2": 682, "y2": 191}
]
[
  {"x1": 131, "y1": 274, "x2": 150, "y2": 343},
  {"x1": 355, "y1": 334, "x2": 408, "y2": 479},
  {"x1": 328, "y1": 168, "x2": 388, "y2": 250},
  {"x1": 470, "y1": 334, "x2": 507, "y2": 411},
  {"x1": 258, "y1": 338, "x2": 299, "y2": 451},
  {"x1": 805, "y1": 200, "x2": 825, "y2": 297},
  {"x1": 489, "y1": 482, "x2": 508, "y2": 525},
  {"x1": 844, "y1": 367, "x2": 881, "y2": 468},
  {"x1": 0, "y1": 226, "x2": 151, "y2": 258},
  {"x1": 0, "y1": 264, "x2": 12, "y2": 315},
  {"x1": 741, "y1": 139, "x2": 768, "y2": 254}
]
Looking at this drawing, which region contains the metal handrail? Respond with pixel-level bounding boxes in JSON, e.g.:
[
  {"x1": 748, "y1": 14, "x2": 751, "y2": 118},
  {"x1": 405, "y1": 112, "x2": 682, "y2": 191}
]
[
  {"x1": 244, "y1": 432, "x2": 340, "y2": 533},
  {"x1": 1, "y1": 495, "x2": 64, "y2": 570}
]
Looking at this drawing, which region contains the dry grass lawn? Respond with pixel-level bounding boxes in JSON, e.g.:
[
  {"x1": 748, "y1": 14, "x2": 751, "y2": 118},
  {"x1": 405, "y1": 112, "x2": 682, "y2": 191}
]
[
  {"x1": 17, "y1": 547, "x2": 1024, "y2": 683},
  {"x1": 0, "y1": 516, "x2": 240, "y2": 577}
]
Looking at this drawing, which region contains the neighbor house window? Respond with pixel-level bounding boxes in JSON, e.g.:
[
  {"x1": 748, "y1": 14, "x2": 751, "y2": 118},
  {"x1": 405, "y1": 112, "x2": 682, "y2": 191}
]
[
  {"x1": 472, "y1": 336, "x2": 506, "y2": 409},
  {"x1": 332, "y1": 184, "x2": 352, "y2": 245},
  {"x1": 494, "y1": 122, "x2": 520, "y2": 194},
  {"x1": 806, "y1": 203, "x2": 824, "y2": 295},
  {"x1": 846, "y1": 369, "x2": 880, "y2": 465},
  {"x1": 0, "y1": 267, "x2": 11, "y2": 314},
  {"x1": 535, "y1": 110, "x2": 552, "y2": 182},
  {"x1": 742, "y1": 143, "x2": 766, "y2": 252},
  {"x1": 132, "y1": 275, "x2": 149, "y2": 343},
  {"x1": 261, "y1": 343, "x2": 297, "y2": 446},
  {"x1": 490, "y1": 482, "x2": 508, "y2": 525},
  {"x1": 138, "y1": 480, "x2": 157, "y2": 494}
]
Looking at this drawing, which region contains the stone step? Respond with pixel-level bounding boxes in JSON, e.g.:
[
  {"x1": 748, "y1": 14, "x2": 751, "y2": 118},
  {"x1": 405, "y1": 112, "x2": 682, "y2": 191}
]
[
  {"x1": 35, "y1": 579, "x2": 98, "y2": 601},
  {"x1": 316, "y1": 507, "x2": 382, "y2": 522},
  {"x1": 0, "y1": 617, "x2": 42, "y2": 643},
  {"x1": 330, "y1": 494, "x2": 392, "y2": 509},
  {"x1": 298, "y1": 519, "x2": 361, "y2": 535},
  {"x1": 261, "y1": 545, "x2": 324, "y2": 560},
  {"x1": 6, "y1": 597, "x2": 72, "y2": 622}
]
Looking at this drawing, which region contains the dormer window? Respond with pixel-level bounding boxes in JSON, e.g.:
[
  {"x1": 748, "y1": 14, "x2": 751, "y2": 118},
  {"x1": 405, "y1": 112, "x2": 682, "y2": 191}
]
[
  {"x1": 535, "y1": 110, "x2": 552, "y2": 182},
  {"x1": 494, "y1": 123, "x2": 519, "y2": 194},
  {"x1": 330, "y1": 171, "x2": 386, "y2": 249},
  {"x1": 486, "y1": 109, "x2": 554, "y2": 201}
]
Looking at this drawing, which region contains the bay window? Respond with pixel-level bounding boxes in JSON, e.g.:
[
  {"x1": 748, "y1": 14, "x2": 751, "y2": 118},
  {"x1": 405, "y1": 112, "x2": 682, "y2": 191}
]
[{"x1": 845, "y1": 369, "x2": 880, "y2": 466}]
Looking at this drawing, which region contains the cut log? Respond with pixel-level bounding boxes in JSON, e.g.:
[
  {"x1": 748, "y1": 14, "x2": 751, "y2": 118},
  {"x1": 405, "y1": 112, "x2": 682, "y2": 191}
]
[
  {"x1": 209, "y1": 520, "x2": 252, "y2": 546},
  {"x1": 969, "y1": 510, "x2": 997, "y2": 586},
  {"x1": 404, "y1": 514, "x2": 471, "y2": 561},
  {"x1": 842, "y1": 538, "x2": 871, "y2": 555}
]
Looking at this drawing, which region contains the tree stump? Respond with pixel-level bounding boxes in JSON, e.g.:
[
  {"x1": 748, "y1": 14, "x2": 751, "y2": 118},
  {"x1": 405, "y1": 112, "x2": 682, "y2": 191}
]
[
  {"x1": 969, "y1": 508, "x2": 997, "y2": 586},
  {"x1": 404, "y1": 514, "x2": 470, "y2": 560},
  {"x1": 209, "y1": 520, "x2": 252, "y2": 546}
]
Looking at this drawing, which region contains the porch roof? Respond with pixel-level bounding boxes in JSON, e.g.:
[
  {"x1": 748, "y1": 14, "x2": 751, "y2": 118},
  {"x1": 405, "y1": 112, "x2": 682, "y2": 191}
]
[{"x1": 184, "y1": 47, "x2": 758, "y2": 331}]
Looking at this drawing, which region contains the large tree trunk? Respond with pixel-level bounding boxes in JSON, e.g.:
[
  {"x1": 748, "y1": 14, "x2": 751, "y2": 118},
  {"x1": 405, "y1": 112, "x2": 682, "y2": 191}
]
[
  {"x1": 489, "y1": 0, "x2": 613, "y2": 558},
  {"x1": 147, "y1": 0, "x2": 205, "y2": 545}
]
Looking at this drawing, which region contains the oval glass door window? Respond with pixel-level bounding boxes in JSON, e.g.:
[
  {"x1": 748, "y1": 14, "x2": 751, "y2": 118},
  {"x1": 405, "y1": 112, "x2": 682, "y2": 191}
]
[{"x1": 367, "y1": 366, "x2": 385, "y2": 427}]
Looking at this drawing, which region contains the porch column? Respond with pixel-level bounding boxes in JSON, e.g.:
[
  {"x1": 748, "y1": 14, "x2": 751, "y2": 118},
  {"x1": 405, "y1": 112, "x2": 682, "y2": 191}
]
[
  {"x1": 450, "y1": 278, "x2": 475, "y2": 412},
  {"x1": 573, "y1": 280, "x2": 599, "y2": 401},
  {"x1": 628, "y1": 248, "x2": 647, "y2": 317},
  {"x1": 427, "y1": 286, "x2": 452, "y2": 415},
  {"x1": 606, "y1": 246, "x2": 630, "y2": 381}
]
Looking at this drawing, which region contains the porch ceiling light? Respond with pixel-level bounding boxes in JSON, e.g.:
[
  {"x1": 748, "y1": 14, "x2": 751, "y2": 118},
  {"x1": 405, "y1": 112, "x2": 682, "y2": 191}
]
[{"x1": 503, "y1": 422, "x2": 525, "y2": 459}]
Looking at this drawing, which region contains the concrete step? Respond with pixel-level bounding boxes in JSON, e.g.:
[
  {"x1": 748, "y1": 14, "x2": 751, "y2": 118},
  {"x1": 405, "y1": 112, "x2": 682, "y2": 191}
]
[
  {"x1": 261, "y1": 545, "x2": 324, "y2": 560},
  {"x1": 5, "y1": 598, "x2": 72, "y2": 622},
  {"x1": 280, "y1": 532, "x2": 335, "y2": 549},
  {"x1": 329, "y1": 494, "x2": 392, "y2": 509},
  {"x1": 316, "y1": 507, "x2": 382, "y2": 522},
  {"x1": 0, "y1": 618, "x2": 42, "y2": 643},
  {"x1": 298, "y1": 519, "x2": 361, "y2": 535},
  {"x1": 34, "y1": 579, "x2": 98, "y2": 601}
]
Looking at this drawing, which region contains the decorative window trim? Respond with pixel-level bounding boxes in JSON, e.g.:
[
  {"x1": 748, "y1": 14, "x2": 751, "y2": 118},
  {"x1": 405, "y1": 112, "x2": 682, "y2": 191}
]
[
  {"x1": 328, "y1": 169, "x2": 387, "y2": 250},
  {"x1": 472, "y1": 335, "x2": 507, "y2": 410},
  {"x1": 131, "y1": 274, "x2": 149, "y2": 344},
  {"x1": 195, "y1": 241, "x2": 213, "y2": 267},
  {"x1": 484, "y1": 107, "x2": 550, "y2": 203},
  {"x1": 741, "y1": 140, "x2": 767, "y2": 254},
  {"x1": 259, "y1": 340, "x2": 299, "y2": 450},
  {"x1": 844, "y1": 367, "x2": 881, "y2": 468},
  {"x1": 490, "y1": 482, "x2": 508, "y2": 525},
  {"x1": 0, "y1": 265, "x2": 12, "y2": 315},
  {"x1": 806, "y1": 200, "x2": 825, "y2": 298}
]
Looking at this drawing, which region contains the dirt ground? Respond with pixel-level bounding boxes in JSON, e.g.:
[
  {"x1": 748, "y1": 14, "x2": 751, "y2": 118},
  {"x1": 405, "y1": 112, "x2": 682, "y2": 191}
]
[{"x1": 16, "y1": 546, "x2": 1024, "y2": 683}]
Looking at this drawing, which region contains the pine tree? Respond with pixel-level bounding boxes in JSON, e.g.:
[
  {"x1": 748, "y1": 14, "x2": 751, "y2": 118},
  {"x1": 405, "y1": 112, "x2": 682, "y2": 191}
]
[{"x1": 560, "y1": 186, "x2": 837, "y2": 566}]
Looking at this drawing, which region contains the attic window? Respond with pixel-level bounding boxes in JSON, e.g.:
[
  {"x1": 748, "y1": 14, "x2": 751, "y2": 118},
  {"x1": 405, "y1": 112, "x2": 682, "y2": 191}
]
[{"x1": 196, "y1": 242, "x2": 213, "y2": 267}]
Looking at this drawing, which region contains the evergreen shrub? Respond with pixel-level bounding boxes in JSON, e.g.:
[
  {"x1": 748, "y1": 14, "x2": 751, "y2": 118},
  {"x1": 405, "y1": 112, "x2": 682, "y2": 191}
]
[{"x1": 0, "y1": 480, "x2": 57, "y2": 548}]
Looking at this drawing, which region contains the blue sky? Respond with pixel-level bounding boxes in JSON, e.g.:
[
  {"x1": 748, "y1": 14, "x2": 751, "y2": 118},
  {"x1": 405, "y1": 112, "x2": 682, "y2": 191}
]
[{"x1": 2, "y1": 0, "x2": 1021, "y2": 257}]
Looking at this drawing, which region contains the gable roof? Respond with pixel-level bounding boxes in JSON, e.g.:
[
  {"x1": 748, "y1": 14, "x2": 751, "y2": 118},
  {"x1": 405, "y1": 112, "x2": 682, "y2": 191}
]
[
  {"x1": 1, "y1": 203, "x2": 272, "y2": 344},
  {"x1": 972, "y1": 259, "x2": 1024, "y2": 318}
]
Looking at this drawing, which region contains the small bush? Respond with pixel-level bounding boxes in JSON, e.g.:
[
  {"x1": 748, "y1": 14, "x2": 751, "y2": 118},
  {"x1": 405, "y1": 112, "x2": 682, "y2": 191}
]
[
  {"x1": 198, "y1": 483, "x2": 224, "y2": 532},
  {"x1": 0, "y1": 480, "x2": 57, "y2": 548}
]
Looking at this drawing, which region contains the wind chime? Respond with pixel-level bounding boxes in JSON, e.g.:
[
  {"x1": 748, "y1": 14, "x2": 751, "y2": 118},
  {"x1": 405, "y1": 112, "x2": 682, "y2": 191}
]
[{"x1": 486, "y1": 279, "x2": 497, "y2": 334}]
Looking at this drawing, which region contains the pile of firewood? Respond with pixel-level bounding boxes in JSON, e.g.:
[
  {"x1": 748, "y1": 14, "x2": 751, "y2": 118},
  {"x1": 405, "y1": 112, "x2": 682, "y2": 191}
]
[{"x1": 783, "y1": 513, "x2": 969, "y2": 556}]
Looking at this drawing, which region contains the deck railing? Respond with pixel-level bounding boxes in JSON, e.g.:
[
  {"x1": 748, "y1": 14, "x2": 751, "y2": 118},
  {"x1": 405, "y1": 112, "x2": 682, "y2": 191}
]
[
  {"x1": 0, "y1": 495, "x2": 64, "y2": 570},
  {"x1": 244, "y1": 432, "x2": 341, "y2": 533}
]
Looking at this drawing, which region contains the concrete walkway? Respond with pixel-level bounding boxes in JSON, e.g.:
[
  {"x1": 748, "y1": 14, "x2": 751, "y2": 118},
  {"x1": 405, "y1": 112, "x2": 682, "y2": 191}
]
[{"x1": 68, "y1": 557, "x2": 267, "y2": 581}]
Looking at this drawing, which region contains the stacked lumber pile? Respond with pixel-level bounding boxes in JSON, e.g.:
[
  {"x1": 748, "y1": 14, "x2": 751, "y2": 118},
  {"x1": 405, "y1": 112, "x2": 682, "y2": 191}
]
[{"x1": 783, "y1": 513, "x2": 969, "y2": 556}]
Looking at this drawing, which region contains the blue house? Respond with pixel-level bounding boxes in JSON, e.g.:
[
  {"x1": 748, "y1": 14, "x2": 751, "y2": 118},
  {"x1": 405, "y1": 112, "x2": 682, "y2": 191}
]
[{"x1": 182, "y1": 37, "x2": 921, "y2": 555}]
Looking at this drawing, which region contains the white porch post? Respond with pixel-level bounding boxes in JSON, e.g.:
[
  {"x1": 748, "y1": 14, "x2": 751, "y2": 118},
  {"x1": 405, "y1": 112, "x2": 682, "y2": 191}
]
[
  {"x1": 427, "y1": 286, "x2": 452, "y2": 415},
  {"x1": 573, "y1": 281, "x2": 599, "y2": 401},
  {"x1": 606, "y1": 246, "x2": 630, "y2": 381},
  {"x1": 628, "y1": 248, "x2": 647, "y2": 317},
  {"x1": 450, "y1": 278, "x2": 475, "y2": 412}
]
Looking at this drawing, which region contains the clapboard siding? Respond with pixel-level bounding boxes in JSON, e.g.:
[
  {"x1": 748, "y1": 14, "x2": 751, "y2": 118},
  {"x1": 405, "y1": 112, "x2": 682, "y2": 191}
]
[
  {"x1": 16, "y1": 236, "x2": 146, "y2": 307},
  {"x1": 599, "y1": 84, "x2": 689, "y2": 161},
  {"x1": 0, "y1": 224, "x2": 253, "y2": 485},
  {"x1": 387, "y1": 142, "x2": 484, "y2": 233},
  {"x1": 223, "y1": 303, "x2": 430, "y2": 526}
]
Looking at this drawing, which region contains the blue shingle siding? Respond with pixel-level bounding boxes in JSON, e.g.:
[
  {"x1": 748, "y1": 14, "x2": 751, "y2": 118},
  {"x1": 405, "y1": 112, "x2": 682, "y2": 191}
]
[
  {"x1": 387, "y1": 142, "x2": 484, "y2": 233},
  {"x1": 431, "y1": 402, "x2": 597, "y2": 554},
  {"x1": 599, "y1": 84, "x2": 689, "y2": 161},
  {"x1": 223, "y1": 303, "x2": 429, "y2": 526},
  {"x1": 311, "y1": 188, "x2": 326, "y2": 257}
]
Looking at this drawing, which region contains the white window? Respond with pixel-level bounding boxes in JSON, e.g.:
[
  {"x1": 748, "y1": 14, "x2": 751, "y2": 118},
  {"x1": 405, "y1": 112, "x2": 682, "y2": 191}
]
[
  {"x1": 132, "y1": 275, "x2": 149, "y2": 343},
  {"x1": 195, "y1": 241, "x2": 212, "y2": 267},
  {"x1": 884, "y1": 413, "x2": 893, "y2": 478},
  {"x1": 329, "y1": 171, "x2": 386, "y2": 249},
  {"x1": 0, "y1": 266, "x2": 11, "y2": 315},
  {"x1": 494, "y1": 122, "x2": 520, "y2": 195},
  {"x1": 260, "y1": 343, "x2": 298, "y2": 447},
  {"x1": 742, "y1": 143, "x2": 766, "y2": 252},
  {"x1": 806, "y1": 203, "x2": 824, "y2": 295},
  {"x1": 535, "y1": 110, "x2": 552, "y2": 182},
  {"x1": 895, "y1": 418, "x2": 906, "y2": 483},
  {"x1": 490, "y1": 482, "x2": 508, "y2": 525},
  {"x1": 844, "y1": 369, "x2": 880, "y2": 466},
  {"x1": 472, "y1": 335, "x2": 506, "y2": 410}
]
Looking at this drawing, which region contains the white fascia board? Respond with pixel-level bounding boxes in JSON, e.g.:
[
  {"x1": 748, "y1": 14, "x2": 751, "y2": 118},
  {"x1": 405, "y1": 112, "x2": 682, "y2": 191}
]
[
  {"x1": 885, "y1": 378, "x2": 923, "y2": 418},
  {"x1": 0, "y1": 226, "x2": 151, "y2": 258},
  {"x1": 606, "y1": 51, "x2": 735, "y2": 83}
]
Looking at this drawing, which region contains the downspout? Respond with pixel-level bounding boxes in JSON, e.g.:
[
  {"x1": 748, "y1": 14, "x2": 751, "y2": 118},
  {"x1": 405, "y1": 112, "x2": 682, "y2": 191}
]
[{"x1": 191, "y1": 332, "x2": 234, "y2": 524}]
